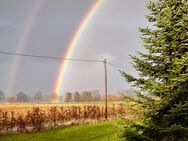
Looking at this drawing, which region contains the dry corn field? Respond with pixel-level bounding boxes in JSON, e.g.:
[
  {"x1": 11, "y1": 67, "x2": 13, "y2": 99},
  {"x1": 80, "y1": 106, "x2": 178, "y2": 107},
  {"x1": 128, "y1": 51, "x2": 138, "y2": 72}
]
[
  {"x1": 0, "y1": 102, "x2": 140, "y2": 135},
  {"x1": 0, "y1": 102, "x2": 122, "y2": 114}
]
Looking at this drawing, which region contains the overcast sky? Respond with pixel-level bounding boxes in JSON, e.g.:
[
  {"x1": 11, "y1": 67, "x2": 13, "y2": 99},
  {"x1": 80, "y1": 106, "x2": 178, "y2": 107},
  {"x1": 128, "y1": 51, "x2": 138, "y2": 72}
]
[{"x1": 0, "y1": 0, "x2": 153, "y2": 97}]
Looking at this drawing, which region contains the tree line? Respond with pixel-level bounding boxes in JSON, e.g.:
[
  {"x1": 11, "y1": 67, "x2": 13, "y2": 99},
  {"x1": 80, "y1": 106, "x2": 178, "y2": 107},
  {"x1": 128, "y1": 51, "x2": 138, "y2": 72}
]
[
  {"x1": 0, "y1": 90, "x2": 101, "y2": 103},
  {"x1": 0, "y1": 90, "x2": 44, "y2": 103},
  {"x1": 64, "y1": 90, "x2": 101, "y2": 102}
]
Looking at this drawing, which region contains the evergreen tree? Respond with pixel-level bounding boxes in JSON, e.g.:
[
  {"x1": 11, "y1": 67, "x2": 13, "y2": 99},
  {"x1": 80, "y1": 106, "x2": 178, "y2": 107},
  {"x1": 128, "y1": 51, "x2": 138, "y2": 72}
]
[{"x1": 121, "y1": 0, "x2": 188, "y2": 140}]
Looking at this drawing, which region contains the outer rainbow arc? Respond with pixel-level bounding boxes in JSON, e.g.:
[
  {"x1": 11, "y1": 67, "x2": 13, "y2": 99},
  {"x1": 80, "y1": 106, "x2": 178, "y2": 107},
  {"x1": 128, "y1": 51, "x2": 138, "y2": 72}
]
[
  {"x1": 7, "y1": 0, "x2": 44, "y2": 96},
  {"x1": 53, "y1": 0, "x2": 102, "y2": 102}
]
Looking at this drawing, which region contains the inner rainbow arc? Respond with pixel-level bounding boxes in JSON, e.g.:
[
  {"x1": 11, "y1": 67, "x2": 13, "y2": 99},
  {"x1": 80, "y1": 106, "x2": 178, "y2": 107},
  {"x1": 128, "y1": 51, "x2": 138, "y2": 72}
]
[{"x1": 53, "y1": 0, "x2": 102, "y2": 102}]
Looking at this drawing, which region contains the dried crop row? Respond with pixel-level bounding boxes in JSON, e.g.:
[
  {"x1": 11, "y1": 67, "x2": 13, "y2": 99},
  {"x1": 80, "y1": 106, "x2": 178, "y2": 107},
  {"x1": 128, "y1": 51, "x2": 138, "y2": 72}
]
[{"x1": 0, "y1": 104, "x2": 127, "y2": 135}]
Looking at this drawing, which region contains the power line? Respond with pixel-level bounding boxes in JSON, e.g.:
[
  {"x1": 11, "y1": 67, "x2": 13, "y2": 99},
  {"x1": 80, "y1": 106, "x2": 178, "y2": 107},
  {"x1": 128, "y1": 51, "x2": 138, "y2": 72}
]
[
  {"x1": 0, "y1": 51, "x2": 127, "y2": 69},
  {"x1": 0, "y1": 51, "x2": 102, "y2": 63},
  {"x1": 107, "y1": 62, "x2": 126, "y2": 70}
]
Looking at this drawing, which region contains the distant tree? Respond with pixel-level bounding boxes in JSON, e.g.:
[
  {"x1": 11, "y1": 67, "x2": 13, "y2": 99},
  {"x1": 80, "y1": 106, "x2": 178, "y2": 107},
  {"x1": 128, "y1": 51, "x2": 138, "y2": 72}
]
[
  {"x1": 81, "y1": 91, "x2": 93, "y2": 101},
  {"x1": 64, "y1": 92, "x2": 72, "y2": 102},
  {"x1": 73, "y1": 91, "x2": 80, "y2": 102},
  {"x1": 16, "y1": 92, "x2": 28, "y2": 102},
  {"x1": 80, "y1": 92, "x2": 85, "y2": 101},
  {"x1": 92, "y1": 90, "x2": 101, "y2": 101},
  {"x1": 87, "y1": 91, "x2": 93, "y2": 101},
  {"x1": 58, "y1": 96, "x2": 63, "y2": 102},
  {"x1": 121, "y1": 0, "x2": 188, "y2": 140},
  {"x1": 0, "y1": 90, "x2": 5, "y2": 103},
  {"x1": 43, "y1": 95, "x2": 51, "y2": 102},
  {"x1": 7, "y1": 96, "x2": 16, "y2": 103},
  {"x1": 81, "y1": 91, "x2": 85, "y2": 101},
  {"x1": 51, "y1": 92, "x2": 58, "y2": 103},
  {"x1": 34, "y1": 91, "x2": 43, "y2": 103}
]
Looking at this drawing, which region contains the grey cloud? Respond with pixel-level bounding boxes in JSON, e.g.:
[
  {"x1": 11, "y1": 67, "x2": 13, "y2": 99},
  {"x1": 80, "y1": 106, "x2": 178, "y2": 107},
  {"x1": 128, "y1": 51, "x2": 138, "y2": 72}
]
[{"x1": 0, "y1": 0, "x2": 152, "y2": 96}]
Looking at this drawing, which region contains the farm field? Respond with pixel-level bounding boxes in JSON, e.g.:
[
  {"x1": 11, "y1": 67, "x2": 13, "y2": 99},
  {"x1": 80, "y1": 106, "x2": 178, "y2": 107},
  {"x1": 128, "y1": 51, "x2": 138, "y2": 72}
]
[
  {"x1": 0, "y1": 101, "x2": 139, "y2": 135},
  {"x1": 0, "y1": 120, "x2": 124, "y2": 141},
  {"x1": 0, "y1": 101, "x2": 123, "y2": 113}
]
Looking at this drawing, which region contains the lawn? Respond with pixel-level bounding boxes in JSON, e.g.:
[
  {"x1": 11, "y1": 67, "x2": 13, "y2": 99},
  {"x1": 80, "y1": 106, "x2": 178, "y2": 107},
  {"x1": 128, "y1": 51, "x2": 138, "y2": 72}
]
[{"x1": 0, "y1": 121, "x2": 124, "y2": 141}]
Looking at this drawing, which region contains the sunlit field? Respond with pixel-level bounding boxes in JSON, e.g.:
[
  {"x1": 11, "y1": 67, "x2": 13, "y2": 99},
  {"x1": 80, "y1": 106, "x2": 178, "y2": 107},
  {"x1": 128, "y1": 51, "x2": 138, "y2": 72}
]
[
  {"x1": 0, "y1": 101, "x2": 141, "y2": 135},
  {"x1": 0, "y1": 101, "x2": 123, "y2": 113}
]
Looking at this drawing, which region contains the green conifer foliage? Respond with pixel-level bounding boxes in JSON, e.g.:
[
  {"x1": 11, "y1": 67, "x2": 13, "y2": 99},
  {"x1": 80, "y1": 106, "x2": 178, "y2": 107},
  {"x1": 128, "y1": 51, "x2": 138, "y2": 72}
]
[{"x1": 121, "y1": 0, "x2": 188, "y2": 140}]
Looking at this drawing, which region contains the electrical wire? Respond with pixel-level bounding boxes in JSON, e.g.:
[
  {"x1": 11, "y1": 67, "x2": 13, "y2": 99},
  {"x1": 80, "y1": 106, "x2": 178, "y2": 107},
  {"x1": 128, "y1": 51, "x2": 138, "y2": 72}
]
[
  {"x1": 107, "y1": 62, "x2": 126, "y2": 70},
  {"x1": 0, "y1": 51, "x2": 102, "y2": 63},
  {"x1": 0, "y1": 51, "x2": 127, "y2": 69}
]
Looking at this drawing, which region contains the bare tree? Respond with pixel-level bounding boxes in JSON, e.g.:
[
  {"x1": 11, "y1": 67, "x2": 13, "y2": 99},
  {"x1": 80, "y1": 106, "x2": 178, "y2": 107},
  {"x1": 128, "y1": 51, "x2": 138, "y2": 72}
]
[
  {"x1": 73, "y1": 91, "x2": 80, "y2": 102},
  {"x1": 34, "y1": 91, "x2": 43, "y2": 103},
  {"x1": 0, "y1": 90, "x2": 5, "y2": 103},
  {"x1": 92, "y1": 90, "x2": 101, "y2": 101},
  {"x1": 16, "y1": 92, "x2": 28, "y2": 102},
  {"x1": 81, "y1": 91, "x2": 93, "y2": 101},
  {"x1": 64, "y1": 92, "x2": 72, "y2": 102},
  {"x1": 7, "y1": 96, "x2": 16, "y2": 103},
  {"x1": 51, "y1": 92, "x2": 58, "y2": 103}
]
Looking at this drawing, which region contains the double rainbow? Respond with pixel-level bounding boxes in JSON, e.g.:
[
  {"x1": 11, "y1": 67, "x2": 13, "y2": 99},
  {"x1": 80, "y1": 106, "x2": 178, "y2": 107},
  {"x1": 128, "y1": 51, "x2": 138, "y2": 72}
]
[{"x1": 7, "y1": 0, "x2": 102, "y2": 102}]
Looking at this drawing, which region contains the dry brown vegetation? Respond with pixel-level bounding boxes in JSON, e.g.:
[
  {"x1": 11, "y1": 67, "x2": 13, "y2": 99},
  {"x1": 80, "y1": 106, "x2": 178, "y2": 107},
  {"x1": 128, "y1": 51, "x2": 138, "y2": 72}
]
[
  {"x1": 0, "y1": 103, "x2": 132, "y2": 135},
  {"x1": 0, "y1": 102, "x2": 122, "y2": 114}
]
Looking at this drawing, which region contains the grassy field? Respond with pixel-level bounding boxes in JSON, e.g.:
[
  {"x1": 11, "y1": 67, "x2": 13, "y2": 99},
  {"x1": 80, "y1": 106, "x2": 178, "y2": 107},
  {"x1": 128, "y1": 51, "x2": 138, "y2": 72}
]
[{"x1": 0, "y1": 121, "x2": 124, "y2": 141}]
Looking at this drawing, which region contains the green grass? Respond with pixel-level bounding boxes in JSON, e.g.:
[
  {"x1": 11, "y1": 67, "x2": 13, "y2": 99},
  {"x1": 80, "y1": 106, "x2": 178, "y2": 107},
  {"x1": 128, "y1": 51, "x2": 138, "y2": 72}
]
[{"x1": 0, "y1": 121, "x2": 124, "y2": 141}]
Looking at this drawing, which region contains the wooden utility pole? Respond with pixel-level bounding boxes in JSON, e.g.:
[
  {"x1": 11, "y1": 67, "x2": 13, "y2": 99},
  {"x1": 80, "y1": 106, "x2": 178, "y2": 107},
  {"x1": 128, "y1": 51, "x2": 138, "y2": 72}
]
[{"x1": 104, "y1": 59, "x2": 108, "y2": 120}]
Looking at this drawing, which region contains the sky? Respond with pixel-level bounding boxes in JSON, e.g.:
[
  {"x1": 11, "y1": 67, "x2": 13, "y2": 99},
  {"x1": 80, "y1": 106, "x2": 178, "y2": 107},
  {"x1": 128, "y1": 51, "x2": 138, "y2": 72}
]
[{"x1": 0, "y1": 0, "x2": 153, "y2": 97}]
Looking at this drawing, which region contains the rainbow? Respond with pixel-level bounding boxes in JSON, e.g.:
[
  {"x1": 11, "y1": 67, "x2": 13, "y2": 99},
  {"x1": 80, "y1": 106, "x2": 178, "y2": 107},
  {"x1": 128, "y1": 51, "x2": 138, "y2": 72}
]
[
  {"x1": 53, "y1": 0, "x2": 102, "y2": 102},
  {"x1": 7, "y1": 0, "x2": 44, "y2": 96}
]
